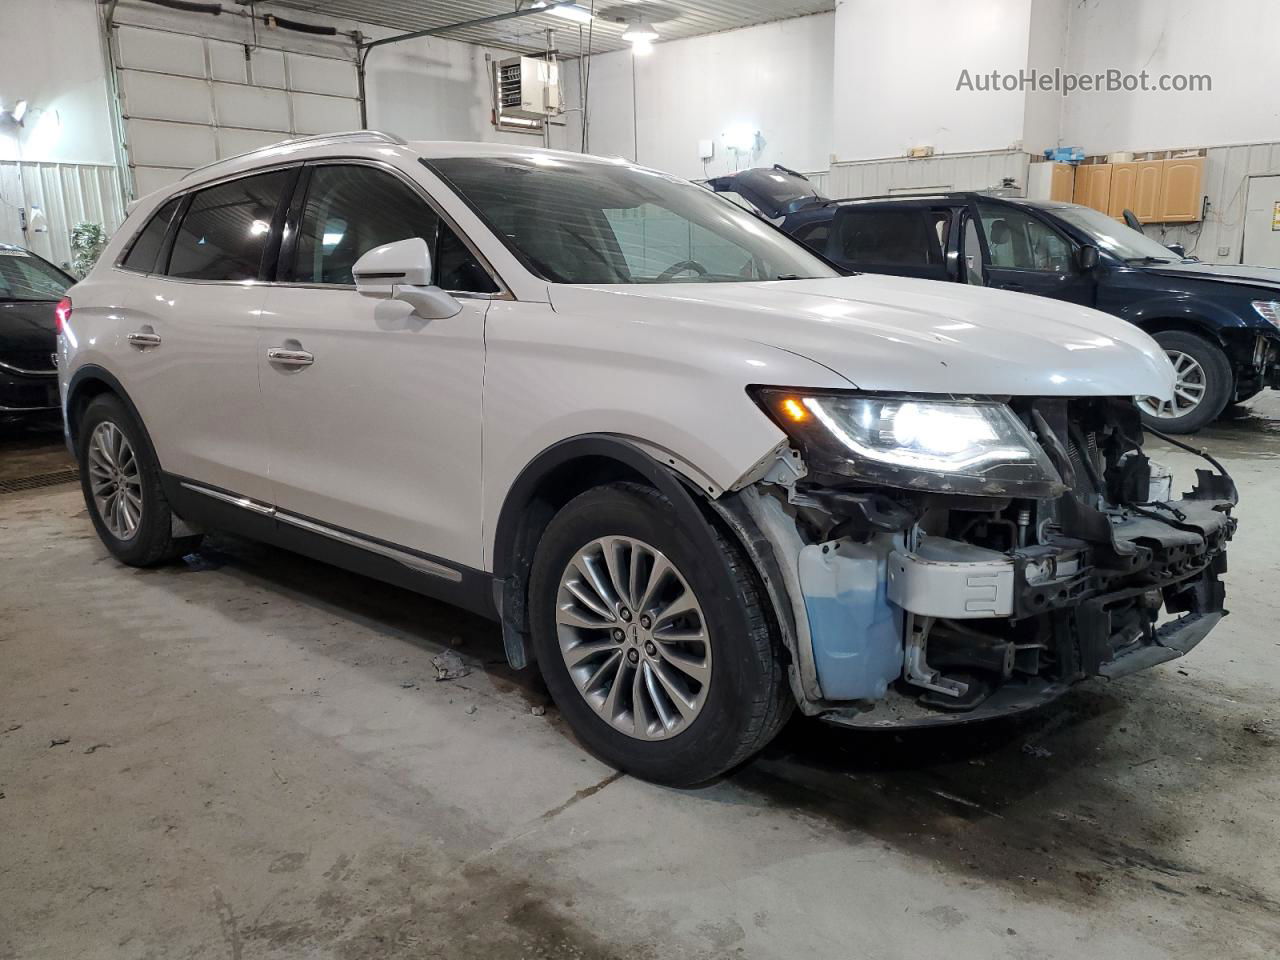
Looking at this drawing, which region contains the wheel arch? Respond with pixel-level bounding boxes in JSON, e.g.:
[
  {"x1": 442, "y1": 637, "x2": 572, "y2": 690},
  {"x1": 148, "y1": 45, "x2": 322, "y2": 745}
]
[
  {"x1": 65, "y1": 365, "x2": 153, "y2": 458},
  {"x1": 490, "y1": 435, "x2": 758, "y2": 670}
]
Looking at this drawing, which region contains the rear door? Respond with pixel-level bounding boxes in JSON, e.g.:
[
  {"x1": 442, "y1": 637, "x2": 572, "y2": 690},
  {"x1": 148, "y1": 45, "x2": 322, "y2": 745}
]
[
  {"x1": 826, "y1": 203, "x2": 957, "y2": 281},
  {"x1": 257, "y1": 161, "x2": 494, "y2": 568},
  {"x1": 114, "y1": 168, "x2": 292, "y2": 501},
  {"x1": 972, "y1": 201, "x2": 1096, "y2": 306}
]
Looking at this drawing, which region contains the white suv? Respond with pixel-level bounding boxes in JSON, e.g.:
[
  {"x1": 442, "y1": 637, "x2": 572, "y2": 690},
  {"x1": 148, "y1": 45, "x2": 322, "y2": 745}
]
[{"x1": 58, "y1": 132, "x2": 1237, "y2": 785}]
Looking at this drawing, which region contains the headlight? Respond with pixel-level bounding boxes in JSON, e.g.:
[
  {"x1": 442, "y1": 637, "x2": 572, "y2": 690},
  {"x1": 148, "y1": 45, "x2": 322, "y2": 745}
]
[
  {"x1": 752, "y1": 389, "x2": 1064, "y2": 497},
  {"x1": 1252, "y1": 301, "x2": 1280, "y2": 328}
]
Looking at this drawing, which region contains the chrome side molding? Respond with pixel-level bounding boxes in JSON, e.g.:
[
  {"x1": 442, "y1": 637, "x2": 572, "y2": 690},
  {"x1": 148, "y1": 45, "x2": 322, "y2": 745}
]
[{"x1": 179, "y1": 481, "x2": 461, "y2": 582}]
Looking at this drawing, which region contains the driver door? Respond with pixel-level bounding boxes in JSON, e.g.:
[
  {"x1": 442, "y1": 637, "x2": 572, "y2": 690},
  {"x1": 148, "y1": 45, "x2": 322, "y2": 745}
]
[
  {"x1": 258, "y1": 162, "x2": 499, "y2": 569},
  {"x1": 971, "y1": 201, "x2": 1097, "y2": 306}
]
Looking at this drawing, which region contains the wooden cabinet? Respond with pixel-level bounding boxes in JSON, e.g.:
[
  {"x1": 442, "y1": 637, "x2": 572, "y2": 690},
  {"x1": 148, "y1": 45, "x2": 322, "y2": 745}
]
[
  {"x1": 1158, "y1": 156, "x2": 1205, "y2": 222},
  {"x1": 1132, "y1": 160, "x2": 1164, "y2": 222},
  {"x1": 1107, "y1": 162, "x2": 1138, "y2": 219},
  {"x1": 1049, "y1": 162, "x2": 1075, "y2": 203},
  {"x1": 1074, "y1": 163, "x2": 1113, "y2": 214}
]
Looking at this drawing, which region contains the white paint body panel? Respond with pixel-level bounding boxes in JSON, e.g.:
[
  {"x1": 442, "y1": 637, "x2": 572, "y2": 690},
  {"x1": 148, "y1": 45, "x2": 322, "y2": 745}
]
[{"x1": 64, "y1": 137, "x2": 1176, "y2": 578}]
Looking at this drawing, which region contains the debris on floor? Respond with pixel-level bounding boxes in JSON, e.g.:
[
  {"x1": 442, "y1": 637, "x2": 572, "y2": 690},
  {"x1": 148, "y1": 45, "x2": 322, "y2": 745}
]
[
  {"x1": 82, "y1": 743, "x2": 109, "y2": 755},
  {"x1": 49, "y1": 737, "x2": 70, "y2": 747},
  {"x1": 464, "y1": 704, "x2": 478, "y2": 715},
  {"x1": 531, "y1": 705, "x2": 547, "y2": 717},
  {"x1": 432, "y1": 651, "x2": 470, "y2": 682}
]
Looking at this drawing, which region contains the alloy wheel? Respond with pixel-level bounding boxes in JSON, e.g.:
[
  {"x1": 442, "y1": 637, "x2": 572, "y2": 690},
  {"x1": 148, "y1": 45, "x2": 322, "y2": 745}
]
[
  {"x1": 87, "y1": 421, "x2": 143, "y2": 540},
  {"x1": 1137, "y1": 349, "x2": 1208, "y2": 419},
  {"x1": 554, "y1": 536, "x2": 712, "y2": 741}
]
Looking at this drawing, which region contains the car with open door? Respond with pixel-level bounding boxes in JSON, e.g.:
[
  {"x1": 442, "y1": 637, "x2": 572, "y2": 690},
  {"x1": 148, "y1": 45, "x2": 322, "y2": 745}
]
[
  {"x1": 776, "y1": 192, "x2": 1280, "y2": 433},
  {"x1": 1, "y1": 243, "x2": 74, "y2": 424},
  {"x1": 58, "y1": 133, "x2": 1235, "y2": 786}
]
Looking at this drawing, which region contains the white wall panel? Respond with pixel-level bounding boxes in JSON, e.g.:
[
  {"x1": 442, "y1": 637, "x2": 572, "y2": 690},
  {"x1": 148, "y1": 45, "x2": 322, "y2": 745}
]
[
  {"x1": 124, "y1": 119, "x2": 218, "y2": 169},
  {"x1": 208, "y1": 40, "x2": 249, "y2": 84},
  {"x1": 212, "y1": 83, "x2": 293, "y2": 131},
  {"x1": 115, "y1": 25, "x2": 206, "y2": 78},
  {"x1": 133, "y1": 167, "x2": 187, "y2": 200},
  {"x1": 291, "y1": 94, "x2": 361, "y2": 136},
  {"x1": 215, "y1": 128, "x2": 292, "y2": 159},
  {"x1": 0, "y1": 162, "x2": 126, "y2": 269},
  {"x1": 285, "y1": 53, "x2": 358, "y2": 97},
  {"x1": 828, "y1": 151, "x2": 1029, "y2": 200},
  {"x1": 119, "y1": 72, "x2": 215, "y2": 125},
  {"x1": 250, "y1": 49, "x2": 288, "y2": 89}
]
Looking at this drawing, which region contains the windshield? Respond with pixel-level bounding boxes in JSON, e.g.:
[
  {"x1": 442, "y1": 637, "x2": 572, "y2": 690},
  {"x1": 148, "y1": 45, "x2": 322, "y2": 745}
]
[
  {"x1": 1051, "y1": 204, "x2": 1184, "y2": 261},
  {"x1": 0, "y1": 249, "x2": 72, "y2": 302},
  {"x1": 734, "y1": 168, "x2": 826, "y2": 211},
  {"x1": 429, "y1": 156, "x2": 838, "y2": 284}
]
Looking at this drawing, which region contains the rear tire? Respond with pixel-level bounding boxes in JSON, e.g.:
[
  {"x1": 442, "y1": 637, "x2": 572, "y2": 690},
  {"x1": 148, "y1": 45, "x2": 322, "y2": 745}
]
[
  {"x1": 528, "y1": 482, "x2": 791, "y2": 786},
  {"x1": 77, "y1": 394, "x2": 201, "y2": 566},
  {"x1": 1137, "y1": 331, "x2": 1232, "y2": 434}
]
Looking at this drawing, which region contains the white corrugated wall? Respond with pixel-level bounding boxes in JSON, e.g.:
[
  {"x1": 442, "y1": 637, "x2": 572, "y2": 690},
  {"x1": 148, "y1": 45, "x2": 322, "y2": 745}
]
[
  {"x1": 826, "y1": 150, "x2": 1030, "y2": 200},
  {"x1": 0, "y1": 161, "x2": 127, "y2": 271}
]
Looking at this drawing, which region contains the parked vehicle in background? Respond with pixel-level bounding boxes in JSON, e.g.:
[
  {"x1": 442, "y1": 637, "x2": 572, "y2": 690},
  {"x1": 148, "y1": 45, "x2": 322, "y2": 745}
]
[
  {"x1": 58, "y1": 134, "x2": 1236, "y2": 785},
  {"x1": 0, "y1": 243, "x2": 74, "y2": 423},
  {"x1": 715, "y1": 179, "x2": 1280, "y2": 434},
  {"x1": 704, "y1": 165, "x2": 829, "y2": 222}
]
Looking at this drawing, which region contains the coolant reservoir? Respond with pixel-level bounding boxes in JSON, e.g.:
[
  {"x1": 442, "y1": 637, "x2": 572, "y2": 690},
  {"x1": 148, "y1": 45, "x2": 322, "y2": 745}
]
[{"x1": 797, "y1": 539, "x2": 904, "y2": 701}]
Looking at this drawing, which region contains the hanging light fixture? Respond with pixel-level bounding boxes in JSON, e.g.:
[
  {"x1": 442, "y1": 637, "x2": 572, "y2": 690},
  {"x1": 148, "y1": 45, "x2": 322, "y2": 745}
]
[{"x1": 622, "y1": 19, "x2": 658, "y2": 53}]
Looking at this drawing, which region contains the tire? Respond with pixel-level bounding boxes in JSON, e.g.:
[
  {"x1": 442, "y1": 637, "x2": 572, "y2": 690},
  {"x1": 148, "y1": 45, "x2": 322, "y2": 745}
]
[
  {"x1": 77, "y1": 393, "x2": 202, "y2": 566},
  {"x1": 1136, "y1": 331, "x2": 1233, "y2": 434},
  {"x1": 528, "y1": 482, "x2": 792, "y2": 786}
]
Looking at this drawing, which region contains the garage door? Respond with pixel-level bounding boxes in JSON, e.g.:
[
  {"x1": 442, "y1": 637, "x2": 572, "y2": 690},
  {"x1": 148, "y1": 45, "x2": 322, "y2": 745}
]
[{"x1": 111, "y1": 23, "x2": 360, "y2": 198}]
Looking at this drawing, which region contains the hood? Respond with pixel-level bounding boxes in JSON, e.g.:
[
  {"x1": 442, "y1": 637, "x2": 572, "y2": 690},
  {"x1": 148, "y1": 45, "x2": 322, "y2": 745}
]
[
  {"x1": 1146, "y1": 261, "x2": 1280, "y2": 291},
  {"x1": 549, "y1": 274, "x2": 1174, "y2": 399}
]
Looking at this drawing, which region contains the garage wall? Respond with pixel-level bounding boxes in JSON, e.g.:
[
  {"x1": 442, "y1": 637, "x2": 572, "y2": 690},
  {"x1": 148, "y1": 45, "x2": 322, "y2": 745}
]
[
  {"x1": 1059, "y1": 0, "x2": 1280, "y2": 156},
  {"x1": 0, "y1": 0, "x2": 117, "y2": 165},
  {"x1": 553, "y1": 14, "x2": 835, "y2": 181},
  {"x1": 830, "y1": 0, "x2": 1035, "y2": 162},
  {"x1": 828, "y1": 150, "x2": 1029, "y2": 200}
]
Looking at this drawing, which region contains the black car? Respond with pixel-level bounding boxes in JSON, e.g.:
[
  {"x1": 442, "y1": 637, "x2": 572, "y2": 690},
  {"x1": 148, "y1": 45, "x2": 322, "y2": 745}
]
[
  {"x1": 0, "y1": 244, "x2": 74, "y2": 423},
  {"x1": 709, "y1": 172, "x2": 1280, "y2": 433}
]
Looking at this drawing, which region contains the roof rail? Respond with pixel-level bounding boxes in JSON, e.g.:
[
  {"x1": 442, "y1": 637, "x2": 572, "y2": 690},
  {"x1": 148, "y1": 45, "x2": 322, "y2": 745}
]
[{"x1": 180, "y1": 130, "x2": 408, "y2": 181}]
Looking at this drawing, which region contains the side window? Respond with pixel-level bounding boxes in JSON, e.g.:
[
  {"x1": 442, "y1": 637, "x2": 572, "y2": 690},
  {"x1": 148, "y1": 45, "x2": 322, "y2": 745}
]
[
  {"x1": 166, "y1": 171, "x2": 289, "y2": 281},
  {"x1": 978, "y1": 203, "x2": 1073, "y2": 272},
  {"x1": 436, "y1": 224, "x2": 498, "y2": 293},
  {"x1": 834, "y1": 208, "x2": 948, "y2": 269},
  {"x1": 293, "y1": 165, "x2": 439, "y2": 285},
  {"x1": 791, "y1": 222, "x2": 830, "y2": 253},
  {"x1": 121, "y1": 197, "x2": 180, "y2": 273}
]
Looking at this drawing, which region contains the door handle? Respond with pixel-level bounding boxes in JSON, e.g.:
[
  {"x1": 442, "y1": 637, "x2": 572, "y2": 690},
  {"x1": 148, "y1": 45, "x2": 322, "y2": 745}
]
[
  {"x1": 267, "y1": 347, "x2": 314, "y2": 367},
  {"x1": 126, "y1": 331, "x2": 162, "y2": 348}
]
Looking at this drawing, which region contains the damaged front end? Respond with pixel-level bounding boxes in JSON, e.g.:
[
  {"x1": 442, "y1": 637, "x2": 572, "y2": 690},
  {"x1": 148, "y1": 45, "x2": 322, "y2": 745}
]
[{"x1": 719, "y1": 391, "x2": 1237, "y2": 727}]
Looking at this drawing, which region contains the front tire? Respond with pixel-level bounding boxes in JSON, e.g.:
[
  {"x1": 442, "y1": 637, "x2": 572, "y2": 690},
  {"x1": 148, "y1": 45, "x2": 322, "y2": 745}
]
[
  {"x1": 528, "y1": 482, "x2": 791, "y2": 786},
  {"x1": 1136, "y1": 330, "x2": 1233, "y2": 434},
  {"x1": 77, "y1": 394, "x2": 201, "y2": 566}
]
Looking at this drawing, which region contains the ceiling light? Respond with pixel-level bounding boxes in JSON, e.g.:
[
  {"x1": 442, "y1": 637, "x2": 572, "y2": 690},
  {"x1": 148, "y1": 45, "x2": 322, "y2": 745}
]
[
  {"x1": 622, "y1": 20, "x2": 659, "y2": 43},
  {"x1": 629, "y1": 37, "x2": 654, "y2": 54},
  {"x1": 534, "y1": 1, "x2": 594, "y2": 23}
]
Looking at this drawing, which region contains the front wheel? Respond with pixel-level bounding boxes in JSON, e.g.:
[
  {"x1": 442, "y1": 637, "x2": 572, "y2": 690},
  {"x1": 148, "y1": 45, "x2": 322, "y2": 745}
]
[
  {"x1": 528, "y1": 483, "x2": 791, "y2": 786},
  {"x1": 1136, "y1": 331, "x2": 1233, "y2": 434}
]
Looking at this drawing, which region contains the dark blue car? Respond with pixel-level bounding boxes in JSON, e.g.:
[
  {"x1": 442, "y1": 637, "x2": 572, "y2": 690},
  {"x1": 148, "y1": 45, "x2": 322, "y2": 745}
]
[{"x1": 707, "y1": 170, "x2": 1280, "y2": 433}]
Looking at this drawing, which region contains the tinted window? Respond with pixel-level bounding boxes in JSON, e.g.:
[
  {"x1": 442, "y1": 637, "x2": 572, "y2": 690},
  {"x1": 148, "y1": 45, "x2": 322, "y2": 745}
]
[
  {"x1": 436, "y1": 224, "x2": 498, "y2": 293},
  {"x1": 835, "y1": 207, "x2": 949, "y2": 267},
  {"x1": 166, "y1": 171, "x2": 288, "y2": 281},
  {"x1": 293, "y1": 165, "x2": 439, "y2": 285},
  {"x1": 792, "y1": 222, "x2": 830, "y2": 253},
  {"x1": 121, "y1": 197, "x2": 180, "y2": 273},
  {"x1": 430, "y1": 156, "x2": 836, "y2": 284},
  {"x1": 0, "y1": 249, "x2": 71, "y2": 302},
  {"x1": 978, "y1": 203, "x2": 1073, "y2": 272}
]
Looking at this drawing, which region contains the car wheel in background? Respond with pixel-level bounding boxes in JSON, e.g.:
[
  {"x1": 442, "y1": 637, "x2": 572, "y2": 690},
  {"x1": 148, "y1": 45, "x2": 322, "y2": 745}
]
[
  {"x1": 1136, "y1": 330, "x2": 1233, "y2": 434},
  {"x1": 528, "y1": 482, "x2": 791, "y2": 787},
  {"x1": 77, "y1": 394, "x2": 202, "y2": 566}
]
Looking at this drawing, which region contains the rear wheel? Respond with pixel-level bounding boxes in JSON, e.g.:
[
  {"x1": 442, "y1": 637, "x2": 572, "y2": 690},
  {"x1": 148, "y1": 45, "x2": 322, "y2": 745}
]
[
  {"x1": 528, "y1": 482, "x2": 791, "y2": 786},
  {"x1": 1136, "y1": 331, "x2": 1232, "y2": 434},
  {"x1": 78, "y1": 394, "x2": 201, "y2": 566}
]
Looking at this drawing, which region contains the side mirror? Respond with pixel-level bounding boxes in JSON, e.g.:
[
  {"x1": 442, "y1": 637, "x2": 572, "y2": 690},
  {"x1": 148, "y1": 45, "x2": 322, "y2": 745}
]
[
  {"x1": 1166, "y1": 242, "x2": 1186, "y2": 258},
  {"x1": 352, "y1": 237, "x2": 461, "y2": 319},
  {"x1": 1077, "y1": 244, "x2": 1100, "y2": 271}
]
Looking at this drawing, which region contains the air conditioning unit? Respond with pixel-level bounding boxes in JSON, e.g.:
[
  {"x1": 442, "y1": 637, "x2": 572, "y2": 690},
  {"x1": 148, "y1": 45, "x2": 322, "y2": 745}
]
[{"x1": 497, "y1": 56, "x2": 561, "y2": 119}]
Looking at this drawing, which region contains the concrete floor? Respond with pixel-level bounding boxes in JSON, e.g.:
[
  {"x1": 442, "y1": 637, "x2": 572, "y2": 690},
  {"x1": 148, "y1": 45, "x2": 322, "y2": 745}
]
[{"x1": 2, "y1": 401, "x2": 1278, "y2": 960}]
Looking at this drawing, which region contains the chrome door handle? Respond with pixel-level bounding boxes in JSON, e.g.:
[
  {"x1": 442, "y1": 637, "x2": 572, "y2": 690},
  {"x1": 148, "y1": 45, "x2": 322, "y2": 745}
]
[
  {"x1": 267, "y1": 347, "x2": 314, "y2": 367},
  {"x1": 127, "y1": 331, "x2": 162, "y2": 347}
]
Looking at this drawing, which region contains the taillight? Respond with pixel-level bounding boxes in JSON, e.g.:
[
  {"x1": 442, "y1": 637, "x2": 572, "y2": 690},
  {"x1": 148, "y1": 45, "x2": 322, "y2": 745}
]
[{"x1": 54, "y1": 296, "x2": 72, "y2": 334}]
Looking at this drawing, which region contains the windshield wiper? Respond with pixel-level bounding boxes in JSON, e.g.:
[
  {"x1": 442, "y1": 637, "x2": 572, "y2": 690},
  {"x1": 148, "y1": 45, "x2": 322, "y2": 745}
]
[
  {"x1": 774, "y1": 274, "x2": 803, "y2": 280},
  {"x1": 1125, "y1": 256, "x2": 1176, "y2": 264}
]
